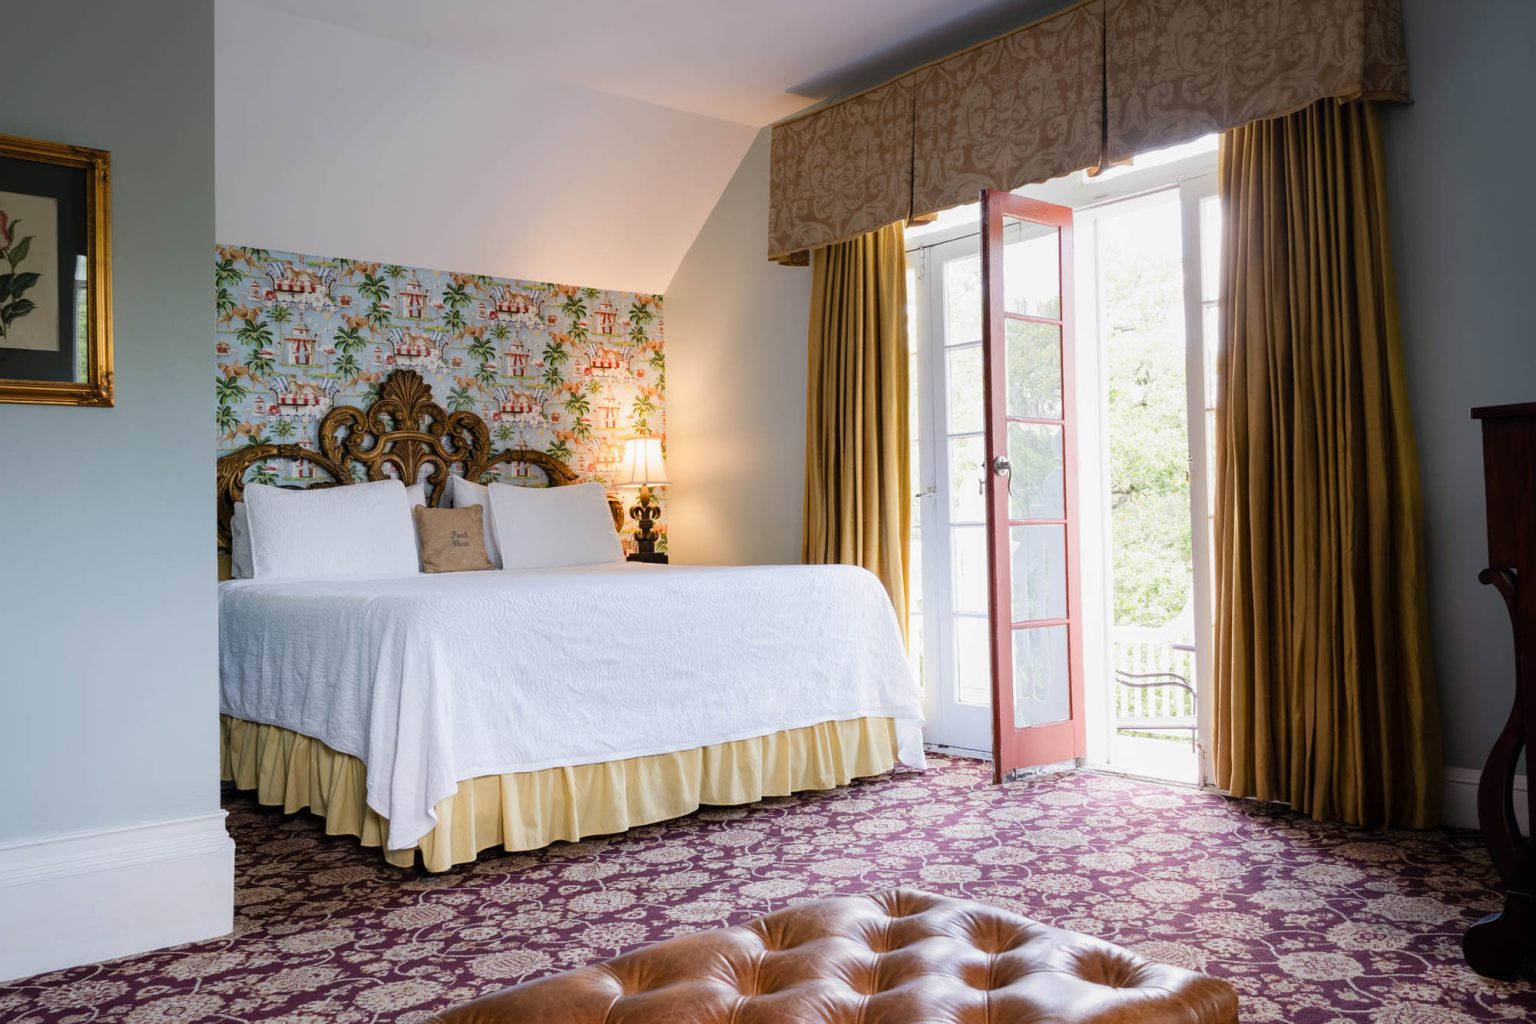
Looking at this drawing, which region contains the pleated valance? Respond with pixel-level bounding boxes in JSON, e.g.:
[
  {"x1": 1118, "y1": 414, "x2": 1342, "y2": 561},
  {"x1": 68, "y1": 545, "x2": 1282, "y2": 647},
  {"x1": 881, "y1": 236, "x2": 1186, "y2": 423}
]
[
  {"x1": 768, "y1": 0, "x2": 1408, "y2": 262},
  {"x1": 1103, "y1": 0, "x2": 1409, "y2": 161},
  {"x1": 768, "y1": 79, "x2": 914, "y2": 263}
]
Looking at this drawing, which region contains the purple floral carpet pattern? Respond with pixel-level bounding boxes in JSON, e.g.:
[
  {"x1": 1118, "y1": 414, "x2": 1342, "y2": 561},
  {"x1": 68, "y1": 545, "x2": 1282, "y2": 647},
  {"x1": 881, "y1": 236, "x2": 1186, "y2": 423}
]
[{"x1": 3, "y1": 756, "x2": 1533, "y2": 1023}]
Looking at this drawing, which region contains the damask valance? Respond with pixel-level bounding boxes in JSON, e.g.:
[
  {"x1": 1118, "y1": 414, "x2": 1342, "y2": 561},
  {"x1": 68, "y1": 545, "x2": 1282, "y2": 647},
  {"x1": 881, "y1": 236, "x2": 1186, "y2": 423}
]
[
  {"x1": 910, "y1": 2, "x2": 1103, "y2": 221},
  {"x1": 767, "y1": 0, "x2": 1408, "y2": 262},
  {"x1": 768, "y1": 79, "x2": 914, "y2": 264},
  {"x1": 1103, "y1": 0, "x2": 1409, "y2": 161}
]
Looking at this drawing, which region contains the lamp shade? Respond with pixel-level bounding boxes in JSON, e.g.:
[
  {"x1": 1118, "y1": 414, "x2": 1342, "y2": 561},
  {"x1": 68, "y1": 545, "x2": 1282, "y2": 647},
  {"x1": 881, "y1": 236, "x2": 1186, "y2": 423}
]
[{"x1": 616, "y1": 436, "x2": 670, "y2": 487}]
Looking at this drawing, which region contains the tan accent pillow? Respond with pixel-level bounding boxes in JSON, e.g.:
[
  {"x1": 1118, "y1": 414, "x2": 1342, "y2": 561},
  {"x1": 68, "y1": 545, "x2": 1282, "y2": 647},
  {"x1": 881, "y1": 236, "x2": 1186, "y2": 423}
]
[{"x1": 413, "y1": 505, "x2": 494, "y2": 573}]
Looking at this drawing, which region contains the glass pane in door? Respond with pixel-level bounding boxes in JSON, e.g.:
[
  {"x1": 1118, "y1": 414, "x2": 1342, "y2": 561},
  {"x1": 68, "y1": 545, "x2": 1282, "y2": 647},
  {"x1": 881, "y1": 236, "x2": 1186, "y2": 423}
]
[
  {"x1": 1013, "y1": 625, "x2": 1070, "y2": 727},
  {"x1": 954, "y1": 615, "x2": 992, "y2": 705},
  {"x1": 949, "y1": 435, "x2": 986, "y2": 523},
  {"x1": 1010, "y1": 524, "x2": 1066, "y2": 622},
  {"x1": 1006, "y1": 320, "x2": 1062, "y2": 418},
  {"x1": 951, "y1": 525, "x2": 989, "y2": 615},
  {"x1": 1007, "y1": 422, "x2": 1065, "y2": 520},
  {"x1": 945, "y1": 255, "x2": 983, "y2": 342},
  {"x1": 947, "y1": 345, "x2": 984, "y2": 433},
  {"x1": 1004, "y1": 232, "x2": 1061, "y2": 317}
]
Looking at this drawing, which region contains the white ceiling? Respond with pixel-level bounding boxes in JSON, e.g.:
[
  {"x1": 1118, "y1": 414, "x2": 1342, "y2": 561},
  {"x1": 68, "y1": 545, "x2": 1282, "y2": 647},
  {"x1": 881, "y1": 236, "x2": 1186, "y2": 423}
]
[{"x1": 230, "y1": 0, "x2": 1063, "y2": 126}]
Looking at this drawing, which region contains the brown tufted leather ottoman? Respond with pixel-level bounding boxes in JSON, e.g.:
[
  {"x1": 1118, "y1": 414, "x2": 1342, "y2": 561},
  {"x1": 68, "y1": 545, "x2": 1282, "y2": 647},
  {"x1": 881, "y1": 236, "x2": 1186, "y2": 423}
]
[{"x1": 436, "y1": 888, "x2": 1239, "y2": 1023}]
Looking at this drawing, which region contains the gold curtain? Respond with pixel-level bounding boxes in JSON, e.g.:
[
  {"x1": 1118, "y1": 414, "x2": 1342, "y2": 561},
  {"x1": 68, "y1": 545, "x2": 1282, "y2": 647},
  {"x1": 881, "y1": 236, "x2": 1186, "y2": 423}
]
[
  {"x1": 1213, "y1": 99, "x2": 1441, "y2": 828},
  {"x1": 802, "y1": 223, "x2": 911, "y2": 637}
]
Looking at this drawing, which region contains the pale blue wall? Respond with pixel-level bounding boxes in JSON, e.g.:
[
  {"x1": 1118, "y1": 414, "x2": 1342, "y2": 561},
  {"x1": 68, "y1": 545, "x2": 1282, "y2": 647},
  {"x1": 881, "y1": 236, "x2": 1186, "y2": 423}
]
[
  {"x1": 0, "y1": 1, "x2": 218, "y2": 841},
  {"x1": 1382, "y1": 0, "x2": 1536, "y2": 772}
]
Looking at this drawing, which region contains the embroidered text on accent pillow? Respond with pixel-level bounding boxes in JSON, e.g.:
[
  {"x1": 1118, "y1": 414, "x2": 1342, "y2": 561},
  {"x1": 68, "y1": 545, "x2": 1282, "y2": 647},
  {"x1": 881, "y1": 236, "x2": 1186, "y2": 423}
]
[{"x1": 413, "y1": 505, "x2": 495, "y2": 573}]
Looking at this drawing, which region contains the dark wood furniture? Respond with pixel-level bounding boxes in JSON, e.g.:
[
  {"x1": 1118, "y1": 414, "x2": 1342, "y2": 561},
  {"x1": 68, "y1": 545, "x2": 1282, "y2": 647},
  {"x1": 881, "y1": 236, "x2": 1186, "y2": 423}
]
[
  {"x1": 1465, "y1": 402, "x2": 1536, "y2": 979},
  {"x1": 627, "y1": 552, "x2": 668, "y2": 564}
]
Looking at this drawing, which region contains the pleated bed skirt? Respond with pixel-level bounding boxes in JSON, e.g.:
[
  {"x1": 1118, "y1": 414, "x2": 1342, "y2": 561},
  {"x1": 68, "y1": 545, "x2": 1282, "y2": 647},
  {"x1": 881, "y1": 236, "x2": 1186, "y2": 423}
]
[{"x1": 220, "y1": 714, "x2": 900, "y2": 871}]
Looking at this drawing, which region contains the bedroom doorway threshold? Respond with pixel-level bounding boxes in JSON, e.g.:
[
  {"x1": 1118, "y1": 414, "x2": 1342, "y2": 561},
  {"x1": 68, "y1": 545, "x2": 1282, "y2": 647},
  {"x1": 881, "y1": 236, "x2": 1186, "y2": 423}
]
[{"x1": 923, "y1": 742, "x2": 990, "y2": 761}]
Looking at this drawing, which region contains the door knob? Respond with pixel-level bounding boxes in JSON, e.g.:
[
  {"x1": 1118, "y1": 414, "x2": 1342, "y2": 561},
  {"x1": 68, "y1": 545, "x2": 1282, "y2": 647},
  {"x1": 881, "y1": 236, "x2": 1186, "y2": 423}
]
[{"x1": 992, "y1": 456, "x2": 1012, "y2": 495}]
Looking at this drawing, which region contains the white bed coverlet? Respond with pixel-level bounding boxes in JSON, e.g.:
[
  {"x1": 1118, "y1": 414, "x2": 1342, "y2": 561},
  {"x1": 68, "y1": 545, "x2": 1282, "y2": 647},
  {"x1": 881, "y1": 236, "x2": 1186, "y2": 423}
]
[{"x1": 219, "y1": 562, "x2": 925, "y2": 849}]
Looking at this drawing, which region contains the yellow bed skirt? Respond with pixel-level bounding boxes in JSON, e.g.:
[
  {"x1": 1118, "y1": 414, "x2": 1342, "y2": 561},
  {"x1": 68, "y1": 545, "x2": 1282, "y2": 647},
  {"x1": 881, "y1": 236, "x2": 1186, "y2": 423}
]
[{"x1": 220, "y1": 714, "x2": 900, "y2": 871}]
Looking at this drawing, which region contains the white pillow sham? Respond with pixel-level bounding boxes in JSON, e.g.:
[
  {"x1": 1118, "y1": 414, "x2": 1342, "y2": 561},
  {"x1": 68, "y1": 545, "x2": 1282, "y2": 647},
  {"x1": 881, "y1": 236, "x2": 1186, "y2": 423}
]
[
  {"x1": 447, "y1": 475, "x2": 502, "y2": 568},
  {"x1": 231, "y1": 483, "x2": 423, "y2": 579},
  {"x1": 487, "y1": 481, "x2": 623, "y2": 571},
  {"x1": 243, "y1": 479, "x2": 419, "y2": 580}
]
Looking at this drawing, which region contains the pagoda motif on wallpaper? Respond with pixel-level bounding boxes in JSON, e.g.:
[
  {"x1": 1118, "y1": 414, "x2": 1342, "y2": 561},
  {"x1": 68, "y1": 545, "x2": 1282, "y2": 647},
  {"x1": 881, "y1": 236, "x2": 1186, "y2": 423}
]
[{"x1": 214, "y1": 245, "x2": 666, "y2": 548}]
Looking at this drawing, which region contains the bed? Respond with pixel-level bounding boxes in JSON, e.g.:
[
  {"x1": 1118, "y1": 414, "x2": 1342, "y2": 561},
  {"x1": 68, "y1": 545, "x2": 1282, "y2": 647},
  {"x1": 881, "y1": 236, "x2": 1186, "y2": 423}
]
[{"x1": 216, "y1": 369, "x2": 924, "y2": 870}]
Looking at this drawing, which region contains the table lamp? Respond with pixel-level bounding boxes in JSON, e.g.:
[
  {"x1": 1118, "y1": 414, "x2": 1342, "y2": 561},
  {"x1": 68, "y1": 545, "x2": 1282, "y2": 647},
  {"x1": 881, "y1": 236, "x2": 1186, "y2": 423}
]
[{"x1": 616, "y1": 436, "x2": 670, "y2": 555}]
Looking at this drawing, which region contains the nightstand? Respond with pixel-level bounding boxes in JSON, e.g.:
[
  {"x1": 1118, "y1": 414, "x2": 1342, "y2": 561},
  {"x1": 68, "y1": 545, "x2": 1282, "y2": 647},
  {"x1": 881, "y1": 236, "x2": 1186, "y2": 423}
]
[{"x1": 627, "y1": 552, "x2": 668, "y2": 564}]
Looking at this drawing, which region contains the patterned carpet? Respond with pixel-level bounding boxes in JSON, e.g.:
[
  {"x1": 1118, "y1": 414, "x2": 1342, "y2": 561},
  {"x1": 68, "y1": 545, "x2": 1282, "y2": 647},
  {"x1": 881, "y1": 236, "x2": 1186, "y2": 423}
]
[{"x1": 3, "y1": 755, "x2": 1533, "y2": 1023}]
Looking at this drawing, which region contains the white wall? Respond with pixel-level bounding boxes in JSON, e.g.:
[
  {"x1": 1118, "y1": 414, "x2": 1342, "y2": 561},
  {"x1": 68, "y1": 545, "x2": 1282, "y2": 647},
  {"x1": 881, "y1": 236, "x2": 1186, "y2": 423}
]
[
  {"x1": 665, "y1": 131, "x2": 812, "y2": 564},
  {"x1": 215, "y1": 0, "x2": 756, "y2": 296},
  {"x1": 1383, "y1": 0, "x2": 1536, "y2": 775},
  {"x1": 0, "y1": 0, "x2": 231, "y2": 981}
]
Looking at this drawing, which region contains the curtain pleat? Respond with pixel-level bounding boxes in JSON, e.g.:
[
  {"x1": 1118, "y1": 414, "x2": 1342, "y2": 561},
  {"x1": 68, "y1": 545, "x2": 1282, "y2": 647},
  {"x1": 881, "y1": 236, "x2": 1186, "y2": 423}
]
[
  {"x1": 1214, "y1": 99, "x2": 1440, "y2": 827},
  {"x1": 802, "y1": 223, "x2": 911, "y2": 638}
]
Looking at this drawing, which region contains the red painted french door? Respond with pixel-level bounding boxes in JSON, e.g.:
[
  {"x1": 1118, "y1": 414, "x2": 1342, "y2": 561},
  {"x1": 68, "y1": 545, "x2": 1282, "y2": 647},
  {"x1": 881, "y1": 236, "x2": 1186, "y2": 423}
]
[{"x1": 980, "y1": 190, "x2": 1085, "y2": 783}]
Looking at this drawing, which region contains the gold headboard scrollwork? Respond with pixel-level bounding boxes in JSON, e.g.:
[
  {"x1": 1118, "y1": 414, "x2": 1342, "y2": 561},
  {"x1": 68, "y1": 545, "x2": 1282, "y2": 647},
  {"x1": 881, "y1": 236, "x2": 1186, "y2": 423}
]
[{"x1": 215, "y1": 368, "x2": 620, "y2": 552}]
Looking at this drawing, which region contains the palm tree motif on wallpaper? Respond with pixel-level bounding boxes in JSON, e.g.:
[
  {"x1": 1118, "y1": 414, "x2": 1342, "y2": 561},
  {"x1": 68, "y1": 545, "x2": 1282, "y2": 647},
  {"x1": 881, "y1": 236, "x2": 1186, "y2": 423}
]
[
  {"x1": 236, "y1": 317, "x2": 276, "y2": 379},
  {"x1": 214, "y1": 255, "x2": 244, "y2": 322},
  {"x1": 466, "y1": 330, "x2": 497, "y2": 371},
  {"x1": 631, "y1": 387, "x2": 658, "y2": 435},
  {"x1": 215, "y1": 374, "x2": 248, "y2": 436},
  {"x1": 563, "y1": 383, "x2": 593, "y2": 440},
  {"x1": 627, "y1": 299, "x2": 654, "y2": 344},
  {"x1": 356, "y1": 272, "x2": 391, "y2": 309}
]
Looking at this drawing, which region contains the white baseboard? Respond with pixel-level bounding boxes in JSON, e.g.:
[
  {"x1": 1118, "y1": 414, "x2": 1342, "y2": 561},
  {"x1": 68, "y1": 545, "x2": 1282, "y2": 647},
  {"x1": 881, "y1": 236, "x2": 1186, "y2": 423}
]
[
  {"x1": 1442, "y1": 766, "x2": 1528, "y2": 832},
  {"x1": 0, "y1": 811, "x2": 234, "y2": 983}
]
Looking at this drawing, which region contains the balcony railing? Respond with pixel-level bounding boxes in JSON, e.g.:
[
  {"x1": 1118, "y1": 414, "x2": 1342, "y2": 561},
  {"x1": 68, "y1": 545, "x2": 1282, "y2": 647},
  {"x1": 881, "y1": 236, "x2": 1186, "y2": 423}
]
[{"x1": 1111, "y1": 626, "x2": 1197, "y2": 744}]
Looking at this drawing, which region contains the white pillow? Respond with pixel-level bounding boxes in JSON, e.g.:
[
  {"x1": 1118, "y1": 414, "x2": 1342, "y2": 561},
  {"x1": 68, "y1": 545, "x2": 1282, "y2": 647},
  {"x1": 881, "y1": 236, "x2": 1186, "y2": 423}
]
[
  {"x1": 447, "y1": 475, "x2": 502, "y2": 568},
  {"x1": 244, "y1": 479, "x2": 419, "y2": 580},
  {"x1": 230, "y1": 483, "x2": 424, "y2": 580},
  {"x1": 488, "y1": 481, "x2": 623, "y2": 571}
]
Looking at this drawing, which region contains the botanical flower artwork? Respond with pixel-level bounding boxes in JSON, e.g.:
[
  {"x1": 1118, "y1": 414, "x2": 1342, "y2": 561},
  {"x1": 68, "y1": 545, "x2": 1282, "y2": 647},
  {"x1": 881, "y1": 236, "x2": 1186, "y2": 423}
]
[
  {"x1": 214, "y1": 246, "x2": 666, "y2": 550},
  {"x1": 0, "y1": 193, "x2": 60, "y2": 351}
]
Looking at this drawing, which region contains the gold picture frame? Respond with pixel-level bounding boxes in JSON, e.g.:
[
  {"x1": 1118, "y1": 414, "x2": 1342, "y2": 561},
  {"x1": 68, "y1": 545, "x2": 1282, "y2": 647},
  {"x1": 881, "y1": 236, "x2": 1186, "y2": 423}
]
[{"x1": 0, "y1": 132, "x2": 112, "y2": 406}]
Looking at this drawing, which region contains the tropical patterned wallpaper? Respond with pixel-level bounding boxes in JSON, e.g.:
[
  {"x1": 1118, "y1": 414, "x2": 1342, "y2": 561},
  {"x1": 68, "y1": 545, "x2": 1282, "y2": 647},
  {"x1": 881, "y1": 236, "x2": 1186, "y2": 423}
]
[{"x1": 214, "y1": 245, "x2": 666, "y2": 551}]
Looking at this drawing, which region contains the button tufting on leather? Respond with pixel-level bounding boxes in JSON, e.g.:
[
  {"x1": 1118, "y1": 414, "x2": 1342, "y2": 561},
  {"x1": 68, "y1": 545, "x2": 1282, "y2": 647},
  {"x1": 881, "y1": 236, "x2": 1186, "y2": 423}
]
[{"x1": 434, "y1": 889, "x2": 1239, "y2": 1024}]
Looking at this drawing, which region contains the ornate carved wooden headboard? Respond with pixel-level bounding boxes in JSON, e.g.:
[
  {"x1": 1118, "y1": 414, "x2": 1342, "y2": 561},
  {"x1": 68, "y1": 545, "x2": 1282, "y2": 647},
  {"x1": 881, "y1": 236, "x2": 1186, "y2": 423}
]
[{"x1": 215, "y1": 368, "x2": 620, "y2": 554}]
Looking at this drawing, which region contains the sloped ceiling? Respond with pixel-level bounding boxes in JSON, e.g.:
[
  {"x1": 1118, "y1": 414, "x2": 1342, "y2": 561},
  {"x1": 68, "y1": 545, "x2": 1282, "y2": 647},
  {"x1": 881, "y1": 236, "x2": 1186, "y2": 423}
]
[{"x1": 217, "y1": 0, "x2": 1062, "y2": 293}]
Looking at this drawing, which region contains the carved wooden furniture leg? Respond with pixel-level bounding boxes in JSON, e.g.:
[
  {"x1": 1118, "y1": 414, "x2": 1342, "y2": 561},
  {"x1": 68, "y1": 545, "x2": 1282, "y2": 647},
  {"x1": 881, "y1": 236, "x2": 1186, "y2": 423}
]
[
  {"x1": 1467, "y1": 404, "x2": 1536, "y2": 978},
  {"x1": 1465, "y1": 890, "x2": 1536, "y2": 981}
]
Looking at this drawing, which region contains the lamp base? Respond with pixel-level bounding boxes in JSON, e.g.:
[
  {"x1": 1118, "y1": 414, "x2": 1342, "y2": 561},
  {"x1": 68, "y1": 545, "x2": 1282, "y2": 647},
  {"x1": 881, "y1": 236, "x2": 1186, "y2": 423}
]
[{"x1": 629, "y1": 487, "x2": 661, "y2": 556}]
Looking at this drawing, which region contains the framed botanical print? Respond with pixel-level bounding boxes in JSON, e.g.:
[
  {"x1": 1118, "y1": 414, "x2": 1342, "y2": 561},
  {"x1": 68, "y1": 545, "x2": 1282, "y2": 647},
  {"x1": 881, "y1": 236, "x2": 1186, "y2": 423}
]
[{"x1": 0, "y1": 133, "x2": 112, "y2": 406}]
